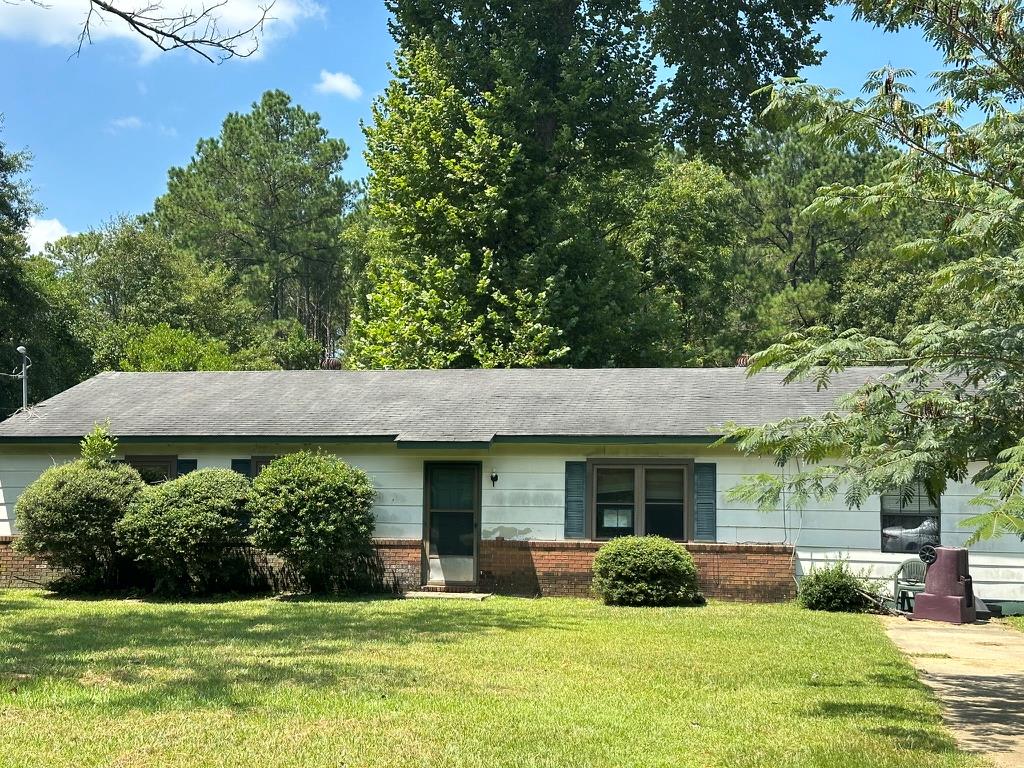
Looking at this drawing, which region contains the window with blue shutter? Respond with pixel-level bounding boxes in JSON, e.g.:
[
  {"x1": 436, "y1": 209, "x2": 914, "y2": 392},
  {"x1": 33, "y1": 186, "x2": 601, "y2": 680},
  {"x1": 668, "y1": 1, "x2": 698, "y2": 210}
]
[
  {"x1": 693, "y1": 463, "x2": 717, "y2": 541},
  {"x1": 176, "y1": 458, "x2": 198, "y2": 476},
  {"x1": 231, "y1": 458, "x2": 252, "y2": 477},
  {"x1": 564, "y1": 461, "x2": 587, "y2": 539}
]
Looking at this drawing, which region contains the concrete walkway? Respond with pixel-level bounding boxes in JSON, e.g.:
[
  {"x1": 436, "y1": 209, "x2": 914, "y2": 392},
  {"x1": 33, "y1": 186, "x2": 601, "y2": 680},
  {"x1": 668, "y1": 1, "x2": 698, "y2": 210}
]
[{"x1": 882, "y1": 616, "x2": 1024, "y2": 768}]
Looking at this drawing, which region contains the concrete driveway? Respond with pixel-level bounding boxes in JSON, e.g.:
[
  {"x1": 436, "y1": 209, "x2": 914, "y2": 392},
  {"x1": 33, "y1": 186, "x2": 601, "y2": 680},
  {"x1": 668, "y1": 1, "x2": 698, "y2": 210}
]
[{"x1": 883, "y1": 616, "x2": 1024, "y2": 768}]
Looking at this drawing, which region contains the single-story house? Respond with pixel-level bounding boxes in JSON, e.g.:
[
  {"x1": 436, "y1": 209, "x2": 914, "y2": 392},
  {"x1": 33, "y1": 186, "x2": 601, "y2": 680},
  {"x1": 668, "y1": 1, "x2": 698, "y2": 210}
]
[{"x1": 1, "y1": 368, "x2": 1022, "y2": 603}]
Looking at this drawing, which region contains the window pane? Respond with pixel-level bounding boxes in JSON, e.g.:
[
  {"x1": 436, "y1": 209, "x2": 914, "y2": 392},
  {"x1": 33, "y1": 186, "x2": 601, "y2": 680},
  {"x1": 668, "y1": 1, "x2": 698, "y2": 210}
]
[
  {"x1": 429, "y1": 465, "x2": 476, "y2": 510},
  {"x1": 881, "y1": 484, "x2": 940, "y2": 515},
  {"x1": 881, "y1": 481, "x2": 941, "y2": 553},
  {"x1": 128, "y1": 458, "x2": 174, "y2": 485},
  {"x1": 596, "y1": 467, "x2": 635, "y2": 537},
  {"x1": 882, "y1": 515, "x2": 940, "y2": 554},
  {"x1": 430, "y1": 510, "x2": 475, "y2": 556},
  {"x1": 645, "y1": 468, "x2": 685, "y2": 539}
]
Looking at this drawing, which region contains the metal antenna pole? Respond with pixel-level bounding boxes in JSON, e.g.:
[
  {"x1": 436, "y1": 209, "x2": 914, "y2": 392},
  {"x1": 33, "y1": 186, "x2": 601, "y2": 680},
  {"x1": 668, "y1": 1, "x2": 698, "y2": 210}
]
[{"x1": 16, "y1": 345, "x2": 28, "y2": 410}]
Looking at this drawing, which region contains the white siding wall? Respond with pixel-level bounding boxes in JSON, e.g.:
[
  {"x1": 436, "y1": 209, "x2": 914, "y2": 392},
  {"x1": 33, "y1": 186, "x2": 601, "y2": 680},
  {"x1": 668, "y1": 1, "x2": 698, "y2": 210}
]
[{"x1": 2, "y1": 441, "x2": 1023, "y2": 601}]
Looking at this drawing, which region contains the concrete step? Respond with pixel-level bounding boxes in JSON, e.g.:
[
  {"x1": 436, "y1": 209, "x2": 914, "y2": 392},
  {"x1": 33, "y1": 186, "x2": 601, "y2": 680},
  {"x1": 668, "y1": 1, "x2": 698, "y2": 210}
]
[{"x1": 404, "y1": 591, "x2": 491, "y2": 601}]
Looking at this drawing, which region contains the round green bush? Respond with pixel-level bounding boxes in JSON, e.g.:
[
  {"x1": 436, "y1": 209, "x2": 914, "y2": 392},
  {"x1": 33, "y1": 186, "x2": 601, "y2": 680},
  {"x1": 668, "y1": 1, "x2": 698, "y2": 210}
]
[
  {"x1": 249, "y1": 451, "x2": 376, "y2": 592},
  {"x1": 116, "y1": 468, "x2": 253, "y2": 594},
  {"x1": 14, "y1": 460, "x2": 144, "y2": 589},
  {"x1": 592, "y1": 536, "x2": 705, "y2": 607},
  {"x1": 798, "y1": 562, "x2": 876, "y2": 612}
]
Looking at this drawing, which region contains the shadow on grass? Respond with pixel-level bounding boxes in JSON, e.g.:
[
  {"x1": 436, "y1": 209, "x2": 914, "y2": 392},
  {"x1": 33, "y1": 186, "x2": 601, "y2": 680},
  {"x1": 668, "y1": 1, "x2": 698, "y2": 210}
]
[
  {"x1": 812, "y1": 696, "x2": 963, "y2": 758},
  {"x1": 0, "y1": 595, "x2": 559, "y2": 712}
]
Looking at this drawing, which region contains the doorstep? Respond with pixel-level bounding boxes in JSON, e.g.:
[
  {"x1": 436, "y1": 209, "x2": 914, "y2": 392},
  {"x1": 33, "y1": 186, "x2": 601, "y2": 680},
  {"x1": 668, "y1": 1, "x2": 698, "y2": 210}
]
[{"x1": 404, "y1": 591, "x2": 492, "y2": 601}]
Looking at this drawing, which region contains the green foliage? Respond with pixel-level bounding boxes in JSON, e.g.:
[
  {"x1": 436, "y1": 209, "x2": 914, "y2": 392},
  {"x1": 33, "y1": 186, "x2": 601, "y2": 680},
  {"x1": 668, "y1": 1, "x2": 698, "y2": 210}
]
[
  {"x1": 41, "y1": 217, "x2": 253, "y2": 371},
  {"x1": 622, "y1": 154, "x2": 744, "y2": 364},
  {"x1": 726, "y1": 1, "x2": 1024, "y2": 543},
  {"x1": 116, "y1": 469, "x2": 253, "y2": 594},
  {"x1": 157, "y1": 90, "x2": 355, "y2": 357},
  {"x1": 13, "y1": 460, "x2": 144, "y2": 588},
  {"x1": 250, "y1": 451, "x2": 376, "y2": 592},
  {"x1": 388, "y1": 1, "x2": 831, "y2": 169},
  {"x1": 119, "y1": 323, "x2": 237, "y2": 372},
  {"x1": 716, "y1": 127, "x2": 938, "y2": 361},
  {"x1": 353, "y1": 28, "x2": 753, "y2": 367},
  {"x1": 80, "y1": 422, "x2": 117, "y2": 468},
  {"x1": 651, "y1": 0, "x2": 829, "y2": 166},
  {"x1": 349, "y1": 43, "x2": 570, "y2": 368},
  {"x1": 798, "y1": 562, "x2": 876, "y2": 613},
  {"x1": 591, "y1": 536, "x2": 705, "y2": 607}
]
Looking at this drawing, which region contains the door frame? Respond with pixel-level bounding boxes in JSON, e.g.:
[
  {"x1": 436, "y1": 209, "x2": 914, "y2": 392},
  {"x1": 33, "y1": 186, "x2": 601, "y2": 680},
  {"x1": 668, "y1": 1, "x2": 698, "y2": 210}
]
[{"x1": 422, "y1": 461, "x2": 482, "y2": 587}]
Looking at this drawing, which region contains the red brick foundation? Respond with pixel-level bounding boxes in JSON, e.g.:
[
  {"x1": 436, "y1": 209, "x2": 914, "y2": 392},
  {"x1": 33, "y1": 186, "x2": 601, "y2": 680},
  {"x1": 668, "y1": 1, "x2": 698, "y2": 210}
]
[
  {"x1": 478, "y1": 539, "x2": 796, "y2": 601},
  {"x1": 0, "y1": 536, "x2": 58, "y2": 588},
  {"x1": 374, "y1": 538, "x2": 422, "y2": 592},
  {"x1": 1, "y1": 535, "x2": 795, "y2": 601}
]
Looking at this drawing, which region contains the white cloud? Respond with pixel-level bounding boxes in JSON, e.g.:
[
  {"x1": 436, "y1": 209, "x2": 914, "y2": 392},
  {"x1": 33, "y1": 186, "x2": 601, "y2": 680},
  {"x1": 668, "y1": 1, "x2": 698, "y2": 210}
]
[
  {"x1": 314, "y1": 69, "x2": 362, "y2": 100},
  {"x1": 107, "y1": 115, "x2": 144, "y2": 132},
  {"x1": 105, "y1": 116, "x2": 177, "y2": 137},
  {"x1": 0, "y1": 1, "x2": 323, "y2": 61},
  {"x1": 26, "y1": 218, "x2": 70, "y2": 254}
]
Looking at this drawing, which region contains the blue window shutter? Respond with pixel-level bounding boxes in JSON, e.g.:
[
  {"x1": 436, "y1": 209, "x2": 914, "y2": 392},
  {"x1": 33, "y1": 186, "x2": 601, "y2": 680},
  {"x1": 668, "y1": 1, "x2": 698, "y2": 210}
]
[
  {"x1": 176, "y1": 459, "x2": 198, "y2": 477},
  {"x1": 231, "y1": 458, "x2": 252, "y2": 477},
  {"x1": 694, "y1": 463, "x2": 717, "y2": 541},
  {"x1": 564, "y1": 461, "x2": 587, "y2": 539}
]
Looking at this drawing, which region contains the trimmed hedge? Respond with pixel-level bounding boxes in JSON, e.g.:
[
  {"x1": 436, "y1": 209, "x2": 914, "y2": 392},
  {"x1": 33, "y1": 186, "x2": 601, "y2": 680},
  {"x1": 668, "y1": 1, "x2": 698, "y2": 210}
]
[
  {"x1": 116, "y1": 468, "x2": 253, "y2": 594},
  {"x1": 592, "y1": 535, "x2": 705, "y2": 607},
  {"x1": 798, "y1": 562, "x2": 876, "y2": 612},
  {"x1": 14, "y1": 460, "x2": 144, "y2": 589},
  {"x1": 250, "y1": 451, "x2": 376, "y2": 592}
]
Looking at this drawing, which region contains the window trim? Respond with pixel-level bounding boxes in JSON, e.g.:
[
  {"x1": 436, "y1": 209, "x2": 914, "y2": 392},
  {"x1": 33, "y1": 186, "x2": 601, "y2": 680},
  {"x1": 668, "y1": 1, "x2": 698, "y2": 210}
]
[
  {"x1": 586, "y1": 458, "x2": 695, "y2": 541},
  {"x1": 879, "y1": 482, "x2": 942, "y2": 554}
]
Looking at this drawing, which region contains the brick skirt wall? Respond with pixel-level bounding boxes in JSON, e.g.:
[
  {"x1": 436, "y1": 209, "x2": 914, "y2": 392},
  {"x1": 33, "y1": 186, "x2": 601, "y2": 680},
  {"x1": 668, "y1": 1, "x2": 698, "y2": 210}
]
[
  {"x1": 0, "y1": 536, "x2": 58, "y2": 588},
  {"x1": 479, "y1": 539, "x2": 796, "y2": 601},
  {"x1": 1, "y1": 535, "x2": 794, "y2": 602}
]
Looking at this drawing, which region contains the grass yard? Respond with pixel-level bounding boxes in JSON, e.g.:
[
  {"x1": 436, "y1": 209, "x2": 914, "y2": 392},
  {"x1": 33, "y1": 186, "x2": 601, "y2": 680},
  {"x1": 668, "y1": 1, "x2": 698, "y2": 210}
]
[
  {"x1": 1009, "y1": 616, "x2": 1024, "y2": 632},
  {"x1": 0, "y1": 591, "x2": 980, "y2": 768}
]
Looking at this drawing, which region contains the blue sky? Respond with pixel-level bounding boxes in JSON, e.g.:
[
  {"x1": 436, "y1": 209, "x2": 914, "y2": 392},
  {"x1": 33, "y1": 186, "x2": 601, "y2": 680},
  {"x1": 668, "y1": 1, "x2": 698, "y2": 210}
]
[{"x1": 0, "y1": 2, "x2": 944, "y2": 252}]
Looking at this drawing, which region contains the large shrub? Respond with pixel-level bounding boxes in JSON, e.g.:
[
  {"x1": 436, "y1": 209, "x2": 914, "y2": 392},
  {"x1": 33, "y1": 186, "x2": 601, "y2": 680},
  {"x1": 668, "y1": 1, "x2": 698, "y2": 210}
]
[
  {"x1": 592, "y1": 536, "x2": 705, "y2": 607},
  {"x1": 250, "y1": 451, "x2": 376, "y2": 592},
  {"x1": 14, "y1": 460, "x2": 144, "y2": 589},
  {"x1": 798, "y1": 562, "x2": 877, "y2": 613},
  {"x1": 116, "y1": 468, "x2": 253, "y2": 594}
]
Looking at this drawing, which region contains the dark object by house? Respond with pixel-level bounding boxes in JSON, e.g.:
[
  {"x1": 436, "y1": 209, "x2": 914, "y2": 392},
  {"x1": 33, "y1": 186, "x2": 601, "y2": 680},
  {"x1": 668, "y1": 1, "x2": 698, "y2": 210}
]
[{"x1": 912, "y1": 545, "x2": 977, "y2": 624}]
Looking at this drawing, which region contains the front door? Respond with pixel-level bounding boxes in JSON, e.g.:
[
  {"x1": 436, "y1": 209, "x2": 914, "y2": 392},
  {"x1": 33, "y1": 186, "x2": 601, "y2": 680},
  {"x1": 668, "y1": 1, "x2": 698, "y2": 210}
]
[{"x1": 424, "y1": 462, "x2": 480, "y2": 585}]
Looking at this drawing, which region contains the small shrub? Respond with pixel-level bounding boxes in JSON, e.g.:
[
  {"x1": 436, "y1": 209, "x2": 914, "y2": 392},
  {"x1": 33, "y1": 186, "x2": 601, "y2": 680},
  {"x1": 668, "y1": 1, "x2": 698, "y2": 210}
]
[
  {"x1": 80, "y1": 422, "x2": 117, "y2": 467},
  {"x1": 798, "y1": 562, "x2": 877, "y2": 612},
  {"x1": 592, "y1": 535, "x2": 705, "y2": 607},
  {"x1": 116, "y1": 468, "x2": 253, "y2": 594},
  {"x1": 250, "y1": 451, "x2": 376, "y2": 592},
  {"x1": 14, "y1": 460, "x2": 144, "y2": 589}
]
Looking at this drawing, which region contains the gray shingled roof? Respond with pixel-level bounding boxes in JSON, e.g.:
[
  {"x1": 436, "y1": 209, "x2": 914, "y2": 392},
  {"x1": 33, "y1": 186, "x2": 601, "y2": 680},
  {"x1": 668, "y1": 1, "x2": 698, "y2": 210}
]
[{"x1": 0, "y1": 368, "x2": 891, "y2": 444}]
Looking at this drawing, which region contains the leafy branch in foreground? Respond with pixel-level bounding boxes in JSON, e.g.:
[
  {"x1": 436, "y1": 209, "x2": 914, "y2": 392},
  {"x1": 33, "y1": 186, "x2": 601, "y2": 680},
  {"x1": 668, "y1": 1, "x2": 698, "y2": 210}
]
[{"x1": 725, "y1": 1, "x2": 1024, "y2": 544}]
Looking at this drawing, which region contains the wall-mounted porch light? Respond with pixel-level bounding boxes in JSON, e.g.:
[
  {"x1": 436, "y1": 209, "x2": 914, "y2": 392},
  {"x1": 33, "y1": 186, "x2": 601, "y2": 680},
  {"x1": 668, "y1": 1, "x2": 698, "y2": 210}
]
[{"x1": 489, "y1": 470, "x2": 499, "y2": 487}]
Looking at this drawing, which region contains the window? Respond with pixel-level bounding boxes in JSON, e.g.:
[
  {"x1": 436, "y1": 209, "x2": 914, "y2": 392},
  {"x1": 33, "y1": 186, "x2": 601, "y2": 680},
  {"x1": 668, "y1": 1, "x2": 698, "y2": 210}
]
[
  {"x1": 231, "y1": 456, "x2": 277, "y2": 479},
  {"x1": 590, "y1": 461, "x2": 690, "y2": 540},
  {"x1": 881, "y1": 482, "x2": 941, "y2": 554},
  {"x1": 251, "y1": 456, "x2": 276, "y2": 477},
  {"x1": 595, "y1": 467, "x2": 636, "y2": 537},
  {"x1": 124, "y1": 455, "x2": 177, "y2": 484}
]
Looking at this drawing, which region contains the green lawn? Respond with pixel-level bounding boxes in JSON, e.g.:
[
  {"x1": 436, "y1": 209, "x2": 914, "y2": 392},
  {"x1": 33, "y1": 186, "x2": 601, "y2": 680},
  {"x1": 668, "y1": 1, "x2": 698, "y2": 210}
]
[
  {"x1": 0, "y1": 591, "x2": 979, "y2": 768},
  {"x1": 1009, "y1": 616, "x2": 1024, "y2": 632}
]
